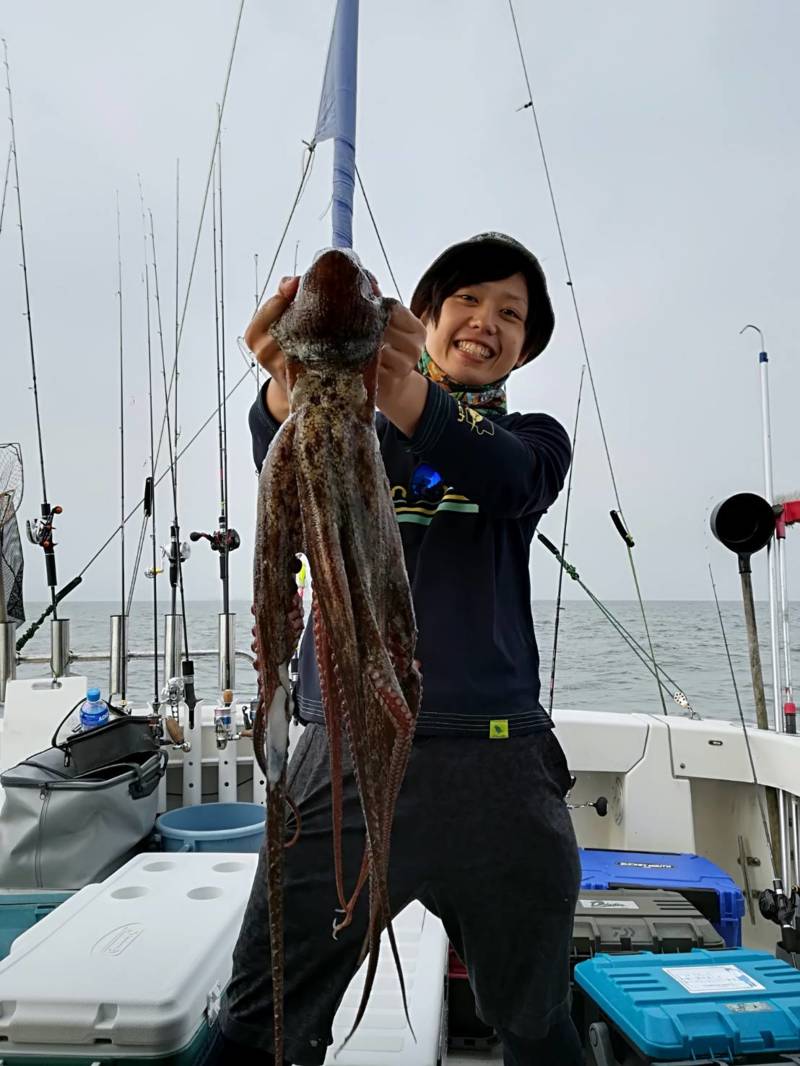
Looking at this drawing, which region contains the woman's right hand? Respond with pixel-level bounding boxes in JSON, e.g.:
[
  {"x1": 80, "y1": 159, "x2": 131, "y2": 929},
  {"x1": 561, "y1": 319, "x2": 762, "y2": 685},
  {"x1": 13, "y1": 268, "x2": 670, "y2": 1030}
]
[{"x1": 245, "y1": 275, "x2": 299, "y2": 423}]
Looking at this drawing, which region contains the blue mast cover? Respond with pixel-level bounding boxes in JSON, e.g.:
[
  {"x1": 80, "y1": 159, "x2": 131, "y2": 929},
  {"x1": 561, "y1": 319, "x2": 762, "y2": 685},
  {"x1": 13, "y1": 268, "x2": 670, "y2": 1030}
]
[{"x1": 312, "y1": 0, "x2": 359, "y2": 249}]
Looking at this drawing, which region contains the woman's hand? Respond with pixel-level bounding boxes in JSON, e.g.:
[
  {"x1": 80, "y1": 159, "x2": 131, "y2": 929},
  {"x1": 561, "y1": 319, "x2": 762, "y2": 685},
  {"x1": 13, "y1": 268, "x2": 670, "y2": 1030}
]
[
  {"x1": 375, "y1": 302, "x2": 429, "y2": 437},
  {"x1": 245, "y1": 276, "x2": 300, "y2": 424}
]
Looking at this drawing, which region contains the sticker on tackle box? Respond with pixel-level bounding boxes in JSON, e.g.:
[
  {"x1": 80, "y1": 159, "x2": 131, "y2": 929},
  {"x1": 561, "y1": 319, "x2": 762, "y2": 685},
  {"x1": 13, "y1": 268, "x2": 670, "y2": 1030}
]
[
  {"x1": 662, "y1": 964, "x2": 766, "y2": 995},
  {"x1": 725, "y1": 1001, "x2": 774, "y2": 1013},
  {"x1": 578, "y1": 898, "x2": 639, "y2": 910}
]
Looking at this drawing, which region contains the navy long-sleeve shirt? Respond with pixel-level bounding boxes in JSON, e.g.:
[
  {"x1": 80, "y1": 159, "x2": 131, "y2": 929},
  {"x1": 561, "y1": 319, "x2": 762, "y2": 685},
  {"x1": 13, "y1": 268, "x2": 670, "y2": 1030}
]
[{"x1": 249, "y1": 379, "x2": 571, "y2": 737}]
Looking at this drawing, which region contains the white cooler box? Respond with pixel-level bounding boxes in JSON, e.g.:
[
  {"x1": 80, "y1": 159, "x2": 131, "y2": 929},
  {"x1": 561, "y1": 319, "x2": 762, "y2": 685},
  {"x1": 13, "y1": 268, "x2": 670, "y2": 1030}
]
[
  {"x1": 0, "y1": 852, "x2": 258, "y2": 1064},
  {"x1": 325, "y1": 903, "x2": 449, "y2": 1066},
  {"x1": 0, "y1": 852, "x2": 449, "y2": 1066}
]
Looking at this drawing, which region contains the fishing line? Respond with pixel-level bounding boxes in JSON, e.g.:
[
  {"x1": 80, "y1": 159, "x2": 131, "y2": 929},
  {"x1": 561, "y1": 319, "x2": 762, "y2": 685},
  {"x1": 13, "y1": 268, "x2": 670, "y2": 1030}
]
[
  {"x1": 546, "y1": 364, "x2": 585, "y2": 715},
  {"x1": 73, "y1": 364, "x2": 253, "y2": 586},
  {"x1": 174, "y1": 0, "x2": 245, "y2": 355},
  {"x1": 354, "y1": 162, "x2": 403, "y2": 302},
  {"x1": 149, "y1": 0, "x2": 245, "y2": 477},
  {"x1": 708, "y1": 561, "x2": 776, "y2": 878},
  {"x1": 538, "y1": 533, "x2": 694, "y2": 714},
  {"x1": 0, "y1": 141, "x2": 11, "y2": 237},
  {"x1": 257, "y1": 144, "x2": 316, "y2": 305},
  {"x1": 55, "y1": 136, "x2": 317, "y2": 608},
  {"x1": 506, "y1": 1, "x2": 669, "y2": 717}
]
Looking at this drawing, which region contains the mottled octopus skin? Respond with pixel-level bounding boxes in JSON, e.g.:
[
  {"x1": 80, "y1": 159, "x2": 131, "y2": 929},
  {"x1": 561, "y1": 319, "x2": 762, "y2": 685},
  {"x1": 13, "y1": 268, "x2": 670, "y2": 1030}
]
[{"x1": 252, "y1": 250, "x2": 421, "y2": 1062}]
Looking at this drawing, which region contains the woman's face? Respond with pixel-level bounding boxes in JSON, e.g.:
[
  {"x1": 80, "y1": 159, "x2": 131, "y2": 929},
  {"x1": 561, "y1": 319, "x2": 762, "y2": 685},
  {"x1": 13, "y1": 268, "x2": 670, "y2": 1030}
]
[{"x1": 424, "y1": 272, "x2": 529, "y2": 386}]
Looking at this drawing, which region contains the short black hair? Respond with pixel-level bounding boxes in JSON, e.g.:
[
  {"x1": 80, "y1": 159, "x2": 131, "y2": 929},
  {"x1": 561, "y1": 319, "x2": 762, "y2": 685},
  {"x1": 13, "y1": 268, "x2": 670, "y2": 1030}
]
[{"x1": 410, "y1": 235, "x2": 555, "y2": 362}]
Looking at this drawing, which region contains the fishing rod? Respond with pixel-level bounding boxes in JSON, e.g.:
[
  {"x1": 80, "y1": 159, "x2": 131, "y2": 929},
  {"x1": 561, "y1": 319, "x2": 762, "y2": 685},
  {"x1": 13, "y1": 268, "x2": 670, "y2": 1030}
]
[
  {"x1": 191, "y1": 125, "x2": 240, "y2": 697},
  {"x1": 253, "y1": 253, "x2": 260, "y2": 392},
  {"x1": 3, "y1": 39, "x2": 62, "y2": 636},
  {"x1": 149, "y1": 208, "x2": 196, "y2": 725},
  {"x1": 547, "y1": 365, "x2": 585, "y2": 715},
  {"x1": 537, "y1": 533, "x2": 694, "y2": 715},
  {"x1": 21, "y1": 147, "x2": 317, "y2": 640},
  {"x1": 149, "y1": 0, "x2": 246, "y2": 480},
  {"x1": 138, "y1": 175, "x2": 161, "y2": 710},
  {"x1": 112, "y1": 191, "x2": 128, "y2": 702},
  {"x1": 505, "y1": 1, "x2": 669, "y2": 719}
]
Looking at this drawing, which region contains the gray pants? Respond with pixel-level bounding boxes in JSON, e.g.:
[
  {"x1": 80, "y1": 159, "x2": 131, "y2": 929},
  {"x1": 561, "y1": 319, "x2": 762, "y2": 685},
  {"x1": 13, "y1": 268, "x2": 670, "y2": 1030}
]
[{"x1": 220, "y1": 723, "x2": 581, "y2": 1066}]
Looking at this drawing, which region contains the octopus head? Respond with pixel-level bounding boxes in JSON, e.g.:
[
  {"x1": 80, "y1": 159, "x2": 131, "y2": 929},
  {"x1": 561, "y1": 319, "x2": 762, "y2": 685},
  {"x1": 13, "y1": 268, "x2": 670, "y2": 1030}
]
[{"x1": 271, "y1": 248, "x2": 391, "y2": 370}]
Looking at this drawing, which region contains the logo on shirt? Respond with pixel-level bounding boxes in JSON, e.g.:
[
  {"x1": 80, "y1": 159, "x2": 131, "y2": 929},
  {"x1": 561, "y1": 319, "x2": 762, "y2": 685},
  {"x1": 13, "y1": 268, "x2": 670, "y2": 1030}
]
[
  {"x1": 391, "y1": 484, "x2": 478, "y2": 526},
  {"x1": 489, "y1": 719, "x2": 509, "y2": 739},
  {"x1": 456, "y1": 403, "x2": 495, "y2": 436}
]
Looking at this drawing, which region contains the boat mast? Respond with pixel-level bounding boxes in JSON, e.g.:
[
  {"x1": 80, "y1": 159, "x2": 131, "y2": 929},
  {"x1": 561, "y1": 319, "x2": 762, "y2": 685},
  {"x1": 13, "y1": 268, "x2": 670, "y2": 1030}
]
[{"x1": 311, "y1": 0, "x2": 359, "y2": 249}]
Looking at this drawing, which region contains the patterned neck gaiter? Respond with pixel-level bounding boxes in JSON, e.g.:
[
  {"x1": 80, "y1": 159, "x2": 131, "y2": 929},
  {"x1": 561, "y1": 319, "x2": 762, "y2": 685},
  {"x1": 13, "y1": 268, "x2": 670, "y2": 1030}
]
[{"x1": 417, "y1": 349, "x2": 508, "y2": 418}]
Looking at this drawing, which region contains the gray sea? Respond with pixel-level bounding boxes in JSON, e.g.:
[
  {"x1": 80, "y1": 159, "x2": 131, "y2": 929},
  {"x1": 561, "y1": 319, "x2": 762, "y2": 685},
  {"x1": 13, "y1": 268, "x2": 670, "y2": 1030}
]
[{"x1": 12, "y1": 599, "x2": 800, "y2": 725}]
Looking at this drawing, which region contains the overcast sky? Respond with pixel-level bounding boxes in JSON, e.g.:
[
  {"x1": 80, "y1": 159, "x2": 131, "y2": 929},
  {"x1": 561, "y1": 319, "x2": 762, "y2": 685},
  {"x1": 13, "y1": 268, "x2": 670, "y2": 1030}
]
[{"x1": 2, "y1": 1, "x2": 798, "y2": 608}]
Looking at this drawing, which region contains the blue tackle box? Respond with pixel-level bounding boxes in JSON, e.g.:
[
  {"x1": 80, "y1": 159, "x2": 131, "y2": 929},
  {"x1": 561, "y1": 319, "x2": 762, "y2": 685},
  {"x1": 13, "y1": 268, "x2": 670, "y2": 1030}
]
[
  {"x1": 580, "y1": 849, "x2": 745, "y2": 948},
  {"x1": 0, "y1": 890, "x2": 72, "y2": 961},
  {"x1": 575, "y1": 948, "x2": 800, "y2": 1063}
]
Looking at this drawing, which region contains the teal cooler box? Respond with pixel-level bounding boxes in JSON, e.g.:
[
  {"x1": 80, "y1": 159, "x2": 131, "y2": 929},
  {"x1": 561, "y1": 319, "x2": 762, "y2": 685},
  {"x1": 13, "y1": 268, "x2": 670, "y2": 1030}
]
[
  {"x1": 0, "y1": 852, "x2": 259, "y2": 1064},
  {"x1": 575, "y1": 948, "x2": 800, "y2": 1064},
  {"x1": 0, "y1": 890, "x2": 72, "y2": 961},
  {"x1": 580, "y1": 849, "x2": 745, "y2": 948}
]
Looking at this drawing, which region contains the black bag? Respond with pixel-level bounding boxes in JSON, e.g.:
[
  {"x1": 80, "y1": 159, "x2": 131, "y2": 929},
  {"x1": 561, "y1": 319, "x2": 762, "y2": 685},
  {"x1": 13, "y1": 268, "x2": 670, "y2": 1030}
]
[{"x1": 51, "y1": 702, "x2": 161, "y2": 775}]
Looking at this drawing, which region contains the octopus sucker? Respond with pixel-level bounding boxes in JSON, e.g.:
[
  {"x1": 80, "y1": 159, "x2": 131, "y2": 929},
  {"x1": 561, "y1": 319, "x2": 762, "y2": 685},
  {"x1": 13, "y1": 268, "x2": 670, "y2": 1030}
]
[{"x1": 252, "y1": 249, "x2": 421, "y2": 1063}]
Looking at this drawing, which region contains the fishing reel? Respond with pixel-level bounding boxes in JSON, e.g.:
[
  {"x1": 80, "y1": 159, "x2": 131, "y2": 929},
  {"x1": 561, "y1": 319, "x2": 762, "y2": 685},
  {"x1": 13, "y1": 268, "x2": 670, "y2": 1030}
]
[
  {"x1": 160, "y1": 675, "x2": 190, "y2": 751},
  {"x1": 25, "y1": 504, "x2": 61, "y2": 548},
  {"x1": 760, "y1": 882, "x2": 800, "y2": 955},
  {"x1": 161, "y1": 540, "x2": 191, "y2": 564},
  {"x1": 189, "y1": 528, "x2": 241, "y2": 553},
  {"x1": 26, "y1": 503, "x2": 62, "y2": 589},
  {"x1": 214, "y1": 689, "x2": 237, "y2": 749}
]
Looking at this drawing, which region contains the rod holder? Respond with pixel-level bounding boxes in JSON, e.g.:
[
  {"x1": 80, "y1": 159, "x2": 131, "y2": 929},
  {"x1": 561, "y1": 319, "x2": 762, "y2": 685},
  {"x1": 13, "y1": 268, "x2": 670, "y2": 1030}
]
[
  {"x1": 50, "y1": 618, "x2": 71, "y2": 677},
  {"x1": 163, "y1": 614, "x2": 182, "y2": 681},
  {"x1": 218, "y1": 612, "x2": 236, "y2": 694},
  {"x1": 109, "y1": 614, "x2": 128, "y2": 700},
  {"x1": 0, "y1": 621, "x2": 17, "y2": 704}
]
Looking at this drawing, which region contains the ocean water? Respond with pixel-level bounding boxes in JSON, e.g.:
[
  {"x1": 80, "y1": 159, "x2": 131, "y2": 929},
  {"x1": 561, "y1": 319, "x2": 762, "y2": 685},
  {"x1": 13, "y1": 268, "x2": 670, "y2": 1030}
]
[{"x1": 13, "y1": 599, "x2": 799, "y2": 724}]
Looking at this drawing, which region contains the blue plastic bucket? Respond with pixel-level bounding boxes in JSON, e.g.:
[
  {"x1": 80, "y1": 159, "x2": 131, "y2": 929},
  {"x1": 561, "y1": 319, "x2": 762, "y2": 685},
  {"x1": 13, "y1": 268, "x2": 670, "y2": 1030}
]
[{"x1": 156, "y1": 802, "x2": 265, "y2": 853}]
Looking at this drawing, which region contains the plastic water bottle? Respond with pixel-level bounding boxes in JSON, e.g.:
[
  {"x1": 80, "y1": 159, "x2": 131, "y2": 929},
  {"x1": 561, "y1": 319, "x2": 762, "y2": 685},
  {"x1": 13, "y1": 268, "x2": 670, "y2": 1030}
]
[{"x1": 79, "y1": 687, "x2": 109, "y2": 731}]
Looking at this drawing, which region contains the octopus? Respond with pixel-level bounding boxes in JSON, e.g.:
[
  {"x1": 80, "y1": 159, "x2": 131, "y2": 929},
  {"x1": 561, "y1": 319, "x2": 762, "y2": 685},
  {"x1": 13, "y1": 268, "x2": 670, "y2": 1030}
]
[{"x1": 252, "y1": 248, "x2": 422, "y2": 1063}]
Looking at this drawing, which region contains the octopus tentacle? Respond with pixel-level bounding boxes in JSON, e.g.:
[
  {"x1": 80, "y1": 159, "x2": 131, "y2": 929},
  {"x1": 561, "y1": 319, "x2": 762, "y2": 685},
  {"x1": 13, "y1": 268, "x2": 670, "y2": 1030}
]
[{"x1": 253, "y1": 418, "x2": 303, "y2": 1066}]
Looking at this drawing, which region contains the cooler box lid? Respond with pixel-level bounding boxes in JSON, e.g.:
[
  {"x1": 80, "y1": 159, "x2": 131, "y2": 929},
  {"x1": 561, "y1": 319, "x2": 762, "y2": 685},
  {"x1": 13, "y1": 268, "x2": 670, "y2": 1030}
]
[
  {"x1": 574, "y1": 947, "x2": 800, "y2": 1060},
  {"x1": 580, "y1": 849, "x2": 745, "y2": 926},
  {"x1": 0, "y1": 852, "x2": 257, "y2": 1055}
]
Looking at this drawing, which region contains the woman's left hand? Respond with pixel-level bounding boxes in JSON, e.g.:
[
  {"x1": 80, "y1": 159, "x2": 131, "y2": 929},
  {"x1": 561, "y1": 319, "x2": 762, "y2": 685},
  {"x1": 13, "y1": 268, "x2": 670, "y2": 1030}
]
[{"x1": 376, "y1": 302, "x2": 429, "y2": 436}]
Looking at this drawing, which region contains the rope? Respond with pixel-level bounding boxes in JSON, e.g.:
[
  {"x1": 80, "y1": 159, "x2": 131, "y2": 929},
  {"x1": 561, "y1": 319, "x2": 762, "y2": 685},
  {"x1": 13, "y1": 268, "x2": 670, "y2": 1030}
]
[
  {"x1": 354, "y1": 163, "x2": 403, "y2": 301},
  {"x1": 257, "y1": 145, "x2": 315, "y2": 305},
  {"x1": 506, "y1": 0, "x2": 669, "y2": 716}
]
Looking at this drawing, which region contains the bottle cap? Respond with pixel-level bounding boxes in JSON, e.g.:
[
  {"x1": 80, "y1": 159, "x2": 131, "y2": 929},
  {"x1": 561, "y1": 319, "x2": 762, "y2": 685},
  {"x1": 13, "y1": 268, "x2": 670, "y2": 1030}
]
[{"x1": 86, "y1": 687, "x2": 101, "y2": 703}]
